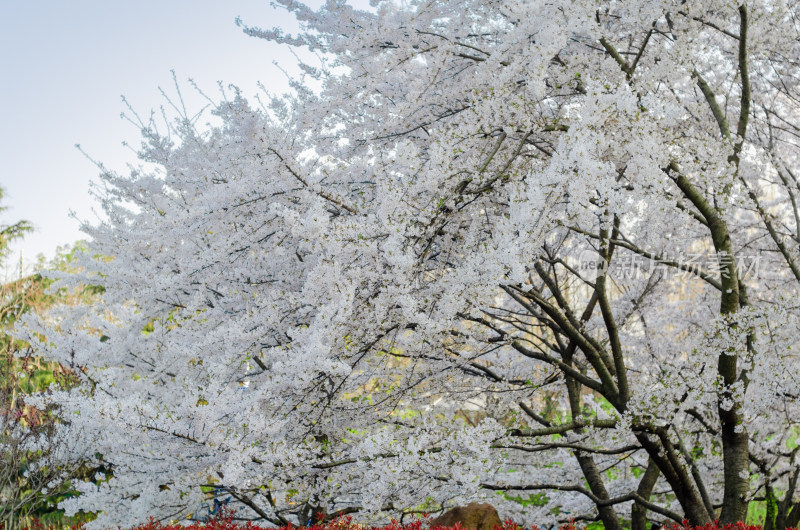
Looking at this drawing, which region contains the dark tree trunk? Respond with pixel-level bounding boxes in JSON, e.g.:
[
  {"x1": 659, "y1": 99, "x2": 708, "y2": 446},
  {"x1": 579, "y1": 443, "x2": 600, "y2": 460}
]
[
  {"x1": 634, "y1": 432, "x2": 712, "y2": 525},
  {"x1": 632, "y1": 458, "x2": 660, "y2": 530}
]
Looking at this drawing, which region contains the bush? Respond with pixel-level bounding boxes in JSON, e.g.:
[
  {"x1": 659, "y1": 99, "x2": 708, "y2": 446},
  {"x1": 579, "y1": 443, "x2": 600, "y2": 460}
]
[
  {"x1": 5, "y1": 511, "x2": 798, "y2": 530},
  {"x1": 118, "y1": 512, "x2": 799, "y2": 530}
]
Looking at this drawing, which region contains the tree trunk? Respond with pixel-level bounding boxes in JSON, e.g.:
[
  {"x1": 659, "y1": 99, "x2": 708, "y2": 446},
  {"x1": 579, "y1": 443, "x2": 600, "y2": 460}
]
[
  {"x1": 673, "y1": 172, "x2": 750, "y2": 525},
  {"x1": 564, "y1": 360, "x2": 622, "y2": 530},
  {"x1": 717, "y1": 396, "x2": 750, "y2": 523},
  {"x1": 632, "y1": 458, "x2": 660, "y2": 530},
  {"x1": 574, "y1": 452, "x2": 622, "y2": 530},
  {"x1": 634, "y1": 432, "x2": 711, "y2": 525}
]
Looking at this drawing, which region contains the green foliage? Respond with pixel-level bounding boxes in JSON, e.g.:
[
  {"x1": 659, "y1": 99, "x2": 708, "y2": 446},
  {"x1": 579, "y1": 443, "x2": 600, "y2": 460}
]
[
  {"x1": 501, "y1": 492, "x2": 549, "y2": 507},
  {"x1": 747, "y1": 499, "x2": 767, "y2": 526},
  {"x1": 584, "y1": 522, "x2": 606, "y2": 530},
  {"x1": 0, "y1": 192, "x2": 100, "y2": 527},
  {"x1": 0, "y1": 242, "x2": 97, "y2": 393},
  {"x1": 0, "y1": 187, "x2": 33, "y2": 263}
]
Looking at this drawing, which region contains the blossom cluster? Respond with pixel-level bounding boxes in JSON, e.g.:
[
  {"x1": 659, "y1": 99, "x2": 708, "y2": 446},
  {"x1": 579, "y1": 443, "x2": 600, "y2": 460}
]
[{"x1": 16, "y1": 0, "x2": 800, "y2": 528}]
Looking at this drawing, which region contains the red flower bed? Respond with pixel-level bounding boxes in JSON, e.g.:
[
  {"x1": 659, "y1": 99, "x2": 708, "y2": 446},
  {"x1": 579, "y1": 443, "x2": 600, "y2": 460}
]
[
  {"x1": 662, "y1": 523, "x2": 795, "y2": 530},
  {"x1": 120, "y1": 514, "x2": 800, "y2": 530},
  {"x1": 6, "y1": 513, "x2": 798, "y2": 530}
]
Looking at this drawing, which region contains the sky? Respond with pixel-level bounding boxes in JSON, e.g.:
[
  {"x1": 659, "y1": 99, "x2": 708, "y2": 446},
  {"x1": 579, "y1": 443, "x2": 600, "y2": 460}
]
[{"x1": 0, "y1": 1, "x2": 312, "y2": 279}]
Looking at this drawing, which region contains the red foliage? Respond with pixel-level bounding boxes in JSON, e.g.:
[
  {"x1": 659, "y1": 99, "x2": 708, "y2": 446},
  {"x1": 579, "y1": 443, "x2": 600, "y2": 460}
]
[
  {"x1": 117, "y1": 511, "x2": 786, "y2": 530},
  {"x1": 7, "y1": 512, "x2": 796, "y2": 530},
  {"x1": 662, "y1": 521, "x2": 796, "y2": 530},
  {"x1": 117, "y1": 511, "x2": 531, "y2": 530}
]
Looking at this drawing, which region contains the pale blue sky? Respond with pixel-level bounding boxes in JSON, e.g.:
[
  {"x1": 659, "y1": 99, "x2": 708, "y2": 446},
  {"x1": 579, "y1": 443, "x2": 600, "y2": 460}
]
[{"x1": 0, "y1": 1, "x2": 311, "y2": 278}]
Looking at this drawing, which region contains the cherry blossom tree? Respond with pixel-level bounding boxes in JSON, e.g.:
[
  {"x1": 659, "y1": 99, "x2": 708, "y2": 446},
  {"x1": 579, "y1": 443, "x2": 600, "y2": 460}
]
[{"x1": 21, "y1": 1, "x2": 800, "y2": 528}]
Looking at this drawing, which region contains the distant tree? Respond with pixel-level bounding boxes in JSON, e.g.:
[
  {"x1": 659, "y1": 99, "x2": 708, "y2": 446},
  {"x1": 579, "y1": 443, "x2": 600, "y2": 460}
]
[
  {"x1": 0, "y1": 349, "x2": 83, "y2": 528},
  {"x1": 25, "y1": 2, "x2": 800, "y2": 530},
  {"x1": 0, "y1": 187, "x2": 32, "y2": 265},
  {"x1": 0, "y1": 197, "x2": 91, "y2": 527}
]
